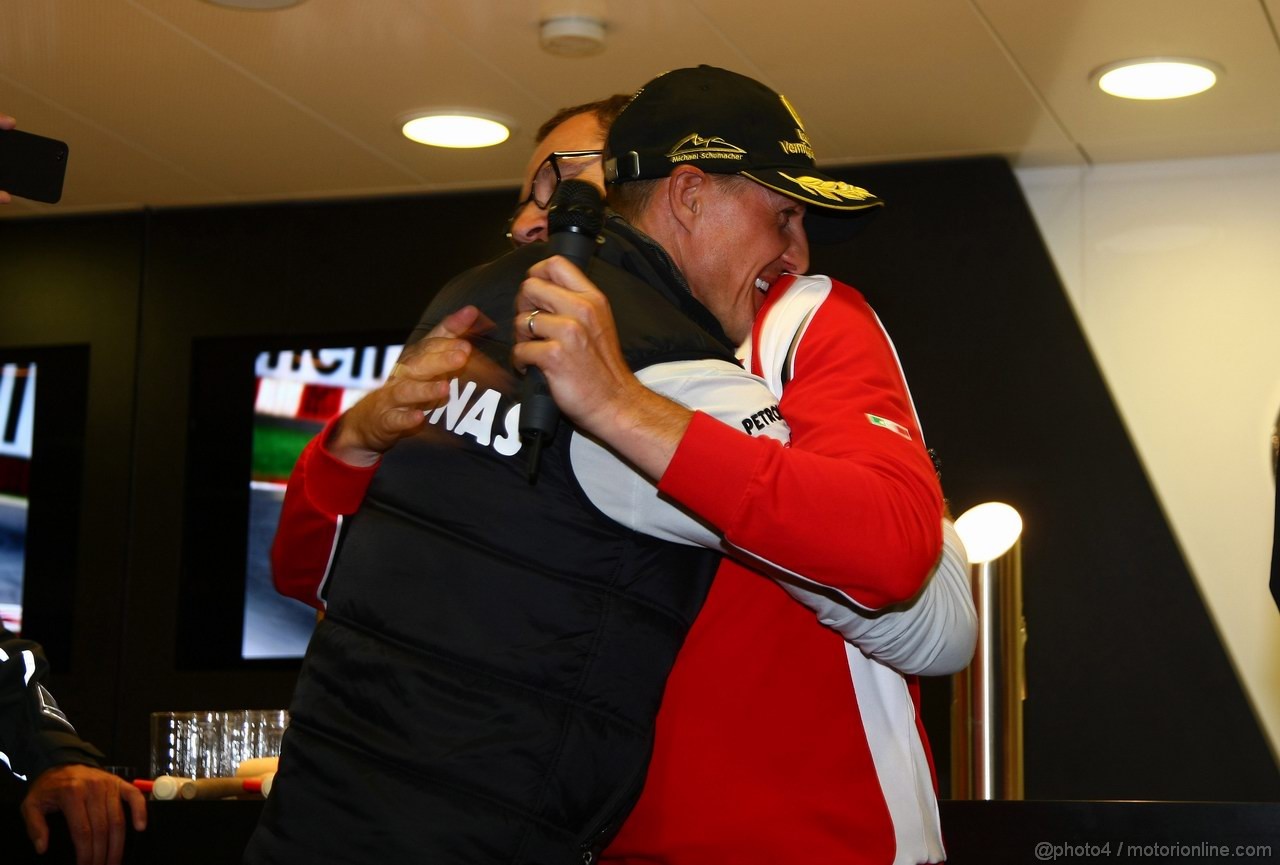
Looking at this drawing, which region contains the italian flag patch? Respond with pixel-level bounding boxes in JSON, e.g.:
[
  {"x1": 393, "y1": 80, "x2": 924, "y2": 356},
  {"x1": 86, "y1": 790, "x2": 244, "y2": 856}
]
[{"x1": 866, "y1": 413, "x2": 911, "y2": 440}]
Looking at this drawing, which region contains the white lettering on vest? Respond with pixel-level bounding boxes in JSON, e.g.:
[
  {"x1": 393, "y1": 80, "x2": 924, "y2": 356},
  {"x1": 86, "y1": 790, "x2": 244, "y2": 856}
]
[
  {"x1": 494, "y1": 404, "x2": 522, "y2": 456},
  {"x1": 428, "y1": 378, "x2": 478, "y2": 429},
  {"x1": 425, "y1": 377, "x2": 525, "y2": 456},
  {"x1": 453, "y1": 387, "x2": 501, "y2": 446}
]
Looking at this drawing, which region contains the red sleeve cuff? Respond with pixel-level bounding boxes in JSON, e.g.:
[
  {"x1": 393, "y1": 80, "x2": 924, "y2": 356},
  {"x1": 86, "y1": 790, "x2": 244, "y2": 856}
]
[{"x1": 306, "y1": 418, "x2": 380, "y2": 515}]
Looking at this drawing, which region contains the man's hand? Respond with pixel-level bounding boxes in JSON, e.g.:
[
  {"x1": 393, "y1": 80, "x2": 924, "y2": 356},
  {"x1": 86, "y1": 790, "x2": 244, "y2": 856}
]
[
  {"x1": 326, "y1": 305, "x2": 494, "y2": 466},
  {"x1": 20, "y1": 764, "x2": 147, "y2": 865},
  {"x1": 514, "y1": 256, "x2": 641, "y2": 433},
  {"x1": 0, "y1": 113, "x2": 16, "y2": 204},
  {"x1": 515, "y1": 256, "x2": 693, "y2": 480}
]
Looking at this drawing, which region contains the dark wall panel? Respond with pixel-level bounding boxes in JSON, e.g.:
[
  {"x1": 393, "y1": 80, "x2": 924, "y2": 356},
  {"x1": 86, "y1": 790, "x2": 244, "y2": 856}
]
[{"x1": 811, "y1": 157, "x2": 1279, "y2": 800}]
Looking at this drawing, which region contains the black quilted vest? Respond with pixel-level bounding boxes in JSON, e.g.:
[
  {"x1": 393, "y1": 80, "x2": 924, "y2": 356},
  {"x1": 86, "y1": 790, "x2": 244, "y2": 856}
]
[{"x1": 247, "y1": 224, "x2": 735, "y2": 865}]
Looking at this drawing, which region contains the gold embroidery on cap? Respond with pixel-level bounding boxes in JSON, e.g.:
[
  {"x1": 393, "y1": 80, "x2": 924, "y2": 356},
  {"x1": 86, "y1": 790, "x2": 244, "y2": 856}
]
[
  {"x1": 779, "y1": 128, "x2": 814, "y2": 159},
  {"x1": 779, "y1": 94, "x2": 806, "y2": 131},
  {"x1": 666, "y1": 133, "x2": 747, "y2": 164},
  {"x1": 778, "y1": 173, "x2": 876, "y2": 202}
]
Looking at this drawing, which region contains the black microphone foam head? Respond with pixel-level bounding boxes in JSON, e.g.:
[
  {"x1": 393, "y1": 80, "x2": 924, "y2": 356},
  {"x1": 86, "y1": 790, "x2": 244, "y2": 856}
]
[{"x1": 548, "y1": 179, "x2": 605, "y2": 236}]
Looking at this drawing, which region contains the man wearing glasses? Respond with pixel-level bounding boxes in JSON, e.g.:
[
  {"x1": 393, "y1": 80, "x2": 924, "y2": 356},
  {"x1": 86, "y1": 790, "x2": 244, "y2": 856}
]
[
  {"x1": 250, "y1": 86, "x2": 799, "y2": 862},
  {"x1": 505, "y1": 95, "x2": 629, "y2": 246},
  {"x1": 260, "y1": 77, "x2": 973, "y2": 865},
  {"x1": 270, "y1": 94, "x2": 632, "y2": 607}
]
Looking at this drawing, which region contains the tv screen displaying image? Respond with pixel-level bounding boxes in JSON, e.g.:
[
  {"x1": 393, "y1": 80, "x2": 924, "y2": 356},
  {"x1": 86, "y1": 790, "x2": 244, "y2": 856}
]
[
  {"x1": 181, "y1": 333, "x2": 405, "y2": 667},
  {"x1": 0, "y1": 345, "x2": 87, "y2": 664},
  {"x1": 243, "y1": 343, "x2": 402, "y2": 659},
  {"x1": 0, "y1": 362, "x2": 35, "y2": 633}
]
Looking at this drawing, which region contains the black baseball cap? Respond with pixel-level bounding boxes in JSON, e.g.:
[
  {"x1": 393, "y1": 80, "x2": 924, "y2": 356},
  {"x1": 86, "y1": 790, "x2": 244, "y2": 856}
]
[{"x1": 604, "y1": 65, "x2": 883, "y2": 242}]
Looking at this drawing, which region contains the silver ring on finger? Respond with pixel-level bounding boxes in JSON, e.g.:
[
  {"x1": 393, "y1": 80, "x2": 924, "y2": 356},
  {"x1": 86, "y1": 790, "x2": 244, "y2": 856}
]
[{"x1": 527, "y1": 308, "x2": 543, "y2": 337}]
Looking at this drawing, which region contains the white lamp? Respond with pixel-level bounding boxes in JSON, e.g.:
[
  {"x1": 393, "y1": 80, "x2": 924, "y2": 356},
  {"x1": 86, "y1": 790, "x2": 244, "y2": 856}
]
[
  {"x1": 952, "y1": 501, "x2": 1026, "y2": 800},
  {"x1": 1094, "y1": 58, "x2": 1220, "y2": 100},
  {"x1": 200, "y1": 0, "x2": 305, "y2": 9},
  {"x1": 400, "y1": 113, "x2": 512, "y2": 149},
  {"x1": 955, "y1": 502, "x2": 1023, "y2": 563}
]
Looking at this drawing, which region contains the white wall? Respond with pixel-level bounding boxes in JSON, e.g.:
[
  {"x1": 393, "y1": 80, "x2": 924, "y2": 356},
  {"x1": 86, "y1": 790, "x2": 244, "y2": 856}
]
[{"x1": 1016, "y1": 153, "x2": 1280, "y2": 763}]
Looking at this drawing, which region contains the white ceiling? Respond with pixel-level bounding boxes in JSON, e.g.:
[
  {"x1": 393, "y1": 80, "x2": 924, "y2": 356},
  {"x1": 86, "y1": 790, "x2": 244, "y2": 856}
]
[{"x1": 2, "y1": 0, "x2": 1279, "y2": 219}]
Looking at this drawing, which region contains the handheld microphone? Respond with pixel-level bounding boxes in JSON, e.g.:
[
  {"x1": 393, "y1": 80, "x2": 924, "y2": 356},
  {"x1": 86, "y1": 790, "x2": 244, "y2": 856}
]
[
  {"x1": 545, "y1": 179, "x2": 606, "y2": 269},
  {"x1": 519, "y1": 179, "x2": 605, "y2": 483}
]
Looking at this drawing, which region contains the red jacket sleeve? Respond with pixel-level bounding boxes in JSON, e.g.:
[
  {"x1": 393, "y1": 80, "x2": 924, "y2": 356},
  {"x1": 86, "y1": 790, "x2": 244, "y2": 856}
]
[
  {"x1": 270, "y1": 419, "x2": 379, "y2": 609},
  {"x1": 659, "y1": 280, "x2": 943, "y2": 610}
]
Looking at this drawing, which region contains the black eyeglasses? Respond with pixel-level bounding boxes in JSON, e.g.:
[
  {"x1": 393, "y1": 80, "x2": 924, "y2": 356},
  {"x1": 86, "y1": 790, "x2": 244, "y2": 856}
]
[{"x1": 506, "y1": 150, "x2": 603, "y2": 239}]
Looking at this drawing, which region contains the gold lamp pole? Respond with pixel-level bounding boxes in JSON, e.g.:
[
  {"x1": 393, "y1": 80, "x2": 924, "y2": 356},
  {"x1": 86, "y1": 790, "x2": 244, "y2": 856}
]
[{"x1": 951, "y1": 502, "x2": 1026, "y2": 800}]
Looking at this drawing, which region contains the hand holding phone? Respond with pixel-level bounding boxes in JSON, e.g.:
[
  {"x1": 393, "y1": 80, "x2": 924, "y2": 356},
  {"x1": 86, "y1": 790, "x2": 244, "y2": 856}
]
[{"x1": 0, "y1": 126, "x2": 70, "y2": 204}]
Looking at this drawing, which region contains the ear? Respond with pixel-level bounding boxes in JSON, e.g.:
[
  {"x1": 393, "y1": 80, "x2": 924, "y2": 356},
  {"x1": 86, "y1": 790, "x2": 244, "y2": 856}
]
[{"x1": 665, "y1": 165, "x2": 709, "y2": 234}]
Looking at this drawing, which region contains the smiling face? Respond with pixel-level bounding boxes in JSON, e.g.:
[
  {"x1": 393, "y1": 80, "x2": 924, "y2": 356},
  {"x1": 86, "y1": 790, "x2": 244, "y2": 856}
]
[
  {"x1": 679, "y1": 175, "x2": 810, "y2": 344},
  {"x1": 508, "y1": 111, "x2": 607, "y2": 246}
]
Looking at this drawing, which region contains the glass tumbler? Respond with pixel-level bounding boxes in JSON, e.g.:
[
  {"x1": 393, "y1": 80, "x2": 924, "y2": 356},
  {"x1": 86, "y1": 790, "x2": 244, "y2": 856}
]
[
  {"x1": 248, "y1": 709, "x2": 290, "y2": 760},
  {"x1": 150, "y1": 711, "x2": 198, "y2": 779}
]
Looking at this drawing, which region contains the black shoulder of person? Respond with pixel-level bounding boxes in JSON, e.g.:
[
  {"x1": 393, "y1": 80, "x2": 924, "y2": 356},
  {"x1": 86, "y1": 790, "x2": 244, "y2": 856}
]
[{"x1": 412, "y1": 226, "x2": 736, "y2": 370}]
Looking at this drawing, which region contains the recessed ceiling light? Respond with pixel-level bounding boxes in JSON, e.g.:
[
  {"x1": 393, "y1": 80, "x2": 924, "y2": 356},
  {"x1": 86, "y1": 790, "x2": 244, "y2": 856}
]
[
  {"x1": 1093, "y1": 58, "x2": 1220, "y2": 100},
  {"x1": 400, "y1": 113, "x2": 512, "y2": 149},
  {"x1": 200, "y1": 0, "x2": 306, "y2": 9}
]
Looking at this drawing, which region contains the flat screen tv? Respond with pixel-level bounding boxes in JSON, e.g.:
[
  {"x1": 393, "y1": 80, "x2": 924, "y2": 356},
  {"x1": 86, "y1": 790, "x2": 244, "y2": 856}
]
[
  {"x1": 0, "y1": 361, "x2": 35, "y2": 633},
  {"x1": 0, "y1": 345, "x2": 88, "y2": 666},
  {"x1": 182, "y1": 333, "x2": 403, "y2": 666}
]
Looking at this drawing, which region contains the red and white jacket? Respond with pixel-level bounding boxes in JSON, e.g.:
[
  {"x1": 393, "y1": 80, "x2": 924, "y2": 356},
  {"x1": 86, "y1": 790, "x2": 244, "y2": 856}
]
[{"x1": 603, "y1": 274, "x2": 973, "y2": 865}]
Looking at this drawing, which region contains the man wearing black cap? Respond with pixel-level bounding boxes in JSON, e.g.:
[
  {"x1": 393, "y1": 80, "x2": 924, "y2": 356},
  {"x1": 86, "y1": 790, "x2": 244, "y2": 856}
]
[
  {"x1": 246, "y1": 79, "x2": 965, "y2": 865},
  {"x1": 252, "y1": 69, "x2": 967, "y2": 865},
  {"x1": 518, "y1": 66, "x2": 963, "y2": 864}
]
